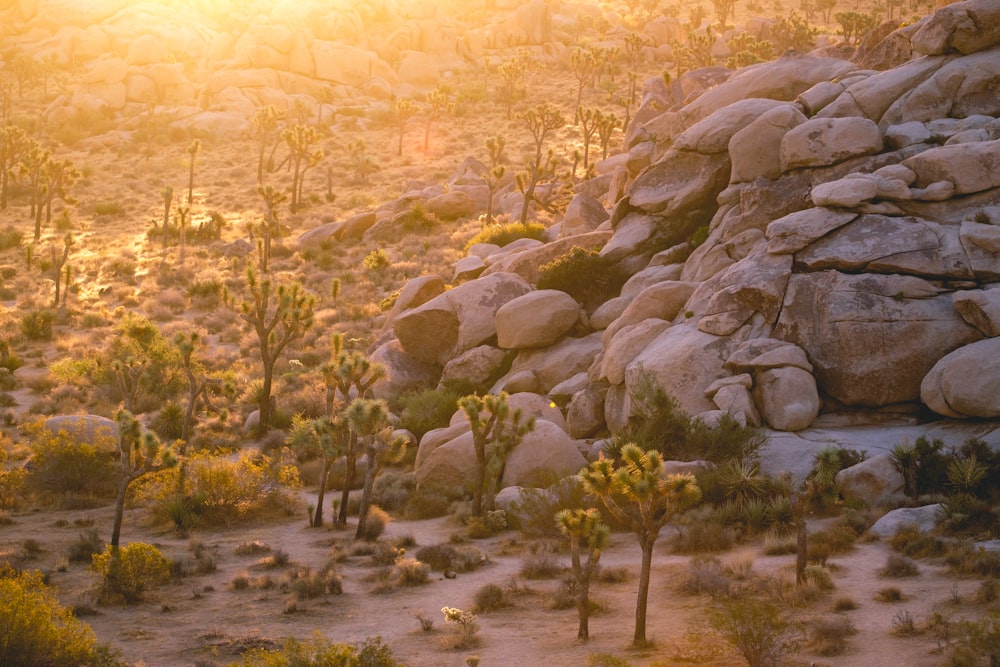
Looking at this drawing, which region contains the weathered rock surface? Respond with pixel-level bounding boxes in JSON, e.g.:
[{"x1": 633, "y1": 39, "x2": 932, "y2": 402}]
[
  {"x1": 921, "y1": 338, "x2": 1000, "y2": 418},
  {"x1": 835, "y1": 454, "x2": 905, "y2": 505},
  {"x1": 870, "y1": 504, "x2": 943, "y2": 538},
  {"x1": 495, "y1": 290, "x2": 580, "y2": 349}
]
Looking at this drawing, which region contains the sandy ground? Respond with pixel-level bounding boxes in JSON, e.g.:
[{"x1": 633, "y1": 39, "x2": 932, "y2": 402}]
[{"x1": 0, "y1": 493, "x2": 985, "y2": 667}]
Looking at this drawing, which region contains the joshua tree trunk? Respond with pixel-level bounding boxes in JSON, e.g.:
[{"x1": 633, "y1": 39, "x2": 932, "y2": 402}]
[{"x1": 634, "y1": 539, "x2": 654, "y2": 646}]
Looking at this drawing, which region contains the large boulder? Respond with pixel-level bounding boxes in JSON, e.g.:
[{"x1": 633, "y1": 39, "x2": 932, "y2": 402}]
[
  {"x1": 414, "y1": 430, "x2": 476, "y2": 496},
  {"x1": 44, "y1": 414, "x2": 118, "y2": 443},
  {"x1": 780, "y1": 117, "x2": 884, "y2": 171},
  {"x1": 503, "y1": 332, "x2": 604, "y2": 393},
  {"x1": 559, "y1": 192, "x2": 609, "y2": 238},
  {"x1": 600, "y1": 319, "x2": 673, "y2": 385},
  {"x1": 495, "y1": 290, "x2": 580, "y2": 349},
  {"x1": 501, "y1": 419, "x2": 587, "y2": 488},
  {"x1": 921, "y1": 337, "x2": 1000, "y2": 418},
  {"x1": 393, "y1": 272, "x2": 532, "y2": 366},
  {"x1": 482, "y1": 231, "x2": 612, "y2": 284},
  {"x1": 835, "y1": 454, "x2": 905, "y2": 505},
  {"x1": 729, "y1": 104, "x2": 807, "y2": 183},
  {"x1": 952, "y1": 287, "x2": 1000, "y2": 337},
  {"x1": 369, "y1": 340, "x2": 440, "y2": 400},
  {"x1": 439, "y1": 345, "x2": 507, "y2": 389},
  {"x1": 902, "y1": 139, "x2": 1000, "y2": 195},
  {"x1": 774, "y1": 271, "x2": 983, "y2": 406},
  {"x1": 869, "y1": 504, "x2": 943, "y2": 538},
  {"x1": 910, "y1": 0, "x2": 1000, "y2": 56},
  {"x1": 752, "y1": 367, "x2": 820, "y2": 431}
]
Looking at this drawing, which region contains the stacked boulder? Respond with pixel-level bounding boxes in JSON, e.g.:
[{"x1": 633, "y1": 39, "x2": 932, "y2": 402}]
[{"x1": 377, "y1": 0, "x2": 1000, "y2": 497}]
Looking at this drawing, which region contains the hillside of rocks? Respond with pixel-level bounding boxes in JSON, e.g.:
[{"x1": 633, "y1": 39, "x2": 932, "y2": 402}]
[{"x1": 361, "y1": 0, "x2": 1000, "y2": 491}]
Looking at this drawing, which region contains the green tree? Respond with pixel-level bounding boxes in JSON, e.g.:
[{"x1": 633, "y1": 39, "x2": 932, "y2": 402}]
[
  {"x1": 556, "y1": 507, "x2": 609, "y2": 640},
  {"x1": 110, "y1": 410, "x2": 177, "y2": 548},
  {"x1": 239, "y1": 267, "x2": 315, "y2": 436},
  {"x1": 345, "y1": 397, "x2": 407, "y2": 540},
  {"x1": 579, "y1": 444, "x2": 701, "y2": 646},
  {"x1": 281, "y1": 123, "x2": 323, "y2": 212},
  {"x1": 497, "y1": 56, "x2": 529, "y2": 120},
  {"x1": 458, "y1": 391, "x2": 535, "y2": 517}
]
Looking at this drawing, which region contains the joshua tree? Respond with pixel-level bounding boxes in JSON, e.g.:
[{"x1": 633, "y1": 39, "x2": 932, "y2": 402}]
[
  {"x1": 159, "y1": 186, "x2": 173, "y2": 250},
  {"x1": 497, "y1": 56, "x2": 529, "y2": 120},
  {"x1": 480, "y1": 134, "x2": 506, "y2": 226},
  {"x1": 556, "y1": 507, "x2": 609, "y2": 640},
  {"x1": 281, "y1": 123, "x2": 323, "y2": 212},
  {"x1": 516, "y1": 103, "x2": 565, "y2": 225},
  {"x1": 0, "y1": 125, "x2": 29, "y2": 210},
  {"x1": 346, "y1": 397, "x2": 407, "y2": 539},
  {"x1": 40, "y1": 157, "x2": 78, "y2": 228},
  {"x1": 111, "y1": 410, "x2": 177, "y2": 548},
  {"x1": 578, "y1": 107, "x2": 601, "y2": 170},
  {"x1": 569, "y1": 46, "x2": 599, "y2": 124},
  {"x1": 239, "y1": 267, "x2": 315, "y2": 436},
  {"x1": 255, "y1": 185, "x2": 286, "y2": 273},
  {"x1": 289, "y1": 414, "x2": 350, "y2": 527},
  {"x1": 423, "y1": 87, "x2": 454, "y2": 154},
  {"x1": 623, "y1": 32, "x2": 648, "y2": 106},
  {"x1": 320, "y1": 335, "x2": 387, "y2": 527},
  {"x1": 173, "y1": 332, "x2": 222, "y2": 443},
  {"x1": 251, "y1": 104, "x2": 284, "y2": 184},
  {"x1": 458, "y1": 392, "x2": 535, "y2": 517},
  {"x1": 49, "y1": 232, "x2": 72, "y2": 308},
  {"x1": 186, "y1": 139, "x2": 199, "y2": 206},
  {"x1": 596, "y1": 109, "x2": 620, "y2": 160},
  {"x1": 579, "y1": 444, "x2": 701, "y2": 646},
  {"x1": 392, "y1": 98, "x2": 419, "y2": 157}
]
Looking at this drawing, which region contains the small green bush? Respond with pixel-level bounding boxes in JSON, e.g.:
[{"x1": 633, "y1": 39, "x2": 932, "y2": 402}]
[
  {"x1": 363, "y1": 248, "x2": 390, "y2": 271},
  {"x1": 809, "y1": 615, "x2": 856, "y2": 656},
  {"x1": 709, "y1": 597, "x2": 795, "y2": 667},
  {"x1": 67, "y1": 529, "x2": 103, "y2": 563},
  {"x1": 24, "y1": 421, "x2": 119, "y2": 502},
  {"x1": 358, "y1": 506, "x2": 390, "y2": 542},
  {"x1": 536, "y1": 246, "x2": 627, "y2": 308},
  {"x1": 0, "y1": 568, "x2": 121, "y2": 666},
  {"x1": 92, "y1": 543, "x2": 172, "y2": 604},
  {"x1": 465, "y1": 221, "x2": 546, "y2": 251},
  {"x1": 879, "y1": 554, "x2": 919, "y2": 578},
  {"x1": 875, "y1": 586, "x2": 903, "y2": 603},
  {"x1": 396, "y1": 384, "x2": 470, "y2": 439}
]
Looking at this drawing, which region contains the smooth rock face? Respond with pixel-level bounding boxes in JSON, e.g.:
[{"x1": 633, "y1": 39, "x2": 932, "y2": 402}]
[
  {"x1": 393, "y1": 272, "x2": 532, "y2": 366},
  {"x1": 774, "y1": 271, "x2": 983, "y2": 407},
  {"x1": 921, "y1": 338, "x2": 1000, "y2": 418},
  {"x1": 952, "y1": 288, "x2": 1000, "y2": 337},
  {"x1": 752, "y1": 366, "x2": 820, "y2": 431},
  {"x1": 495, "y1": 290, "x2": 580, "y2": 349},
  {"x1": 910, "y1": 0, "x2": 1000, "y2": 56},
  {"x1": 369, "y1": 340, "x2": 440, "y2": 400},
  {"x1": 780, "y1": 117, "x2": 884, "y2": 171},
  {"x1": 502, "y1": 419, "x2": 587, "y2": 488},
  {"x1": 44, "y1": 415, "x2": 118, "y2": 443},
  {"x1": 729, "y1": 104, "x2": 807, "y2": 182},
  {"x1": 439, "y1": 345, "x2": 507, "y2": 389},
  {"x1": 504, "y1": 332, "x2": 604, "y2": 394},
  {"x1": 566, "y1": 388, "x2": 605, "y2": 439},
  {"x1": 870, "y1": 504, "x2": 943, "y2": 538},
  {"x1": 835, "y1": 454, "x2": 905, "y2": 505},
  {"x1": 903, "y1": 139, "x2": 1000, "y2": 195}
]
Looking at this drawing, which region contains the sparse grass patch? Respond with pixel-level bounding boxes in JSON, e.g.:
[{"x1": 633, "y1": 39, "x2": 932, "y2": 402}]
[
  {"x1": 809, "y1": 616, "x2": 856, "y2": 655},
  {"x1": 891, "y1": 609, "x2": 919, "y2": 636},
  {"x1": 473, "y1": 582, "x2": 509, "y2": 612},
  {"x1": 833, "y1": 595, "x2": 858, "y2": 612},
  {"x1": 519, "y1": 542, "x2": 562, "y2": 579}
]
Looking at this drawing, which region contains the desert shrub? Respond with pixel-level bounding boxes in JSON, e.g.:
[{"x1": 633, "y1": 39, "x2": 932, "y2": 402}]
[
  {"x1": 511, "y1": 477, "x2": 588, "y2": 538},
  {"x1": 0, "y1": 225, "x2": 22, "y2": 250},
  {"x1": 396, "y1": 384, "x2": 468, "y2": 438},
  {"x1": 762, "y1": 533, "x2": 797, "y2": 556},
  {"x1": 286, "y1": 567, "x2": 343, "y2": 598},
  {"x1": 465, "y1": 509, "x2": 507, "y2": 538},
  {"x1": 833, "y1": 596, "x2": 858, "y2": 612},
  {"x1": 809, "y1": 616, "x2": 856, "y2": 655},
  {"x1": 67, "y1": 529, "x2": 103, "y2": 563},
  {"x1": 465, "y1": 221, "x2": 546, "y2": 251},
  {"x1": 233, "y1": 634, "x2": 400, "y2": 667},
  {"x1": 92, "y1": 543, "x2": 172, "y2": 604},
  {"x1": 880, "y1": 554, "x2": 920, "y2": 578},
  {"x1": 520, "y1": 543, "x2": 563, "y2": 579},
  {"x1": 892, "y1": 609, "x2": 919, "y2": 636},
  {"x1": 363, "y1": 248, "x2": 390, "y2": 271},
  {"x1": 608, "y1": 372, "x2": 766, "y2": 465},
  {"x1": 151, "y1": 401, "x2": 185, "y2": 441},
  {"x1": 414, "y1": 543, "x2": 485, "y2": 572},
  {"x1": 92, "y1": 201, "x2": 125, "y2": 217},
  {"x1": 979, "y1": 579, "x2": 999, "y2": 604},
  {"x1": 947, "y1": 613, "x2": 1000, "y2": 665},
  {"x1": 673, "y1": 507, "x2": 736, "y2": 554},
  {"x1": 536, "y1": 246, "x2": 628, "y2": 308},
  {"x1": 889, "y1": 524, "x2": 947, "y2": 558},
  {"x1": 679, "y1": 556, "x2": 731, "y2": 597},
  {"x1": 371, "y1": 470, "x2": 415, "y2": 513},
  {"x1": 891, "y1": 435, "x2": 949, "y2": 500},
  {"x1": 0, "y1": 568, "x2": 121, "y2": 666},
  {"x1": 391, "y1": 557, "x2": 430, "y2": 587},
  {"x1": 442, "y1": 606, "x2": 480, "y2": 649},
  {"x1": 21, "y1": 308, "x2": 55, "y2": 341},
  {"x1": 138, "y1": 450, "x2": 300, "y2": 528},
  {"x1": 0, "y1": 451, "x2": 26, "y2": 510},
  {"x1": 103, "y1": 258, "x2": 136, "y2": 283},
  {"x1": 473, "y1": 582, "x2": 509, "y2": 612},
  {"x1": 587, "y1": 654, "x2": 631, "y2": 667},
  {"x1": 23, "y1": 421, "x2": 118, "y2": 502},
  {"x1": 944, "y1": 543, "x2": 1000, "y2": 577},
  {"x1": 358, "y1": 505, "x2": 390, "y2": 542},
  {"x1": 404, "y1": 488, "x2": 451, "y2": 518},
  {"x1": 875, "y1": 586, "x2": 903, "y2": 603},
  {"x1": 709, "y1": 597, "x2": 795, "y2": 667},
  {"x1": 803, "y1": 564, "x2": 834, "y2": 591}
]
